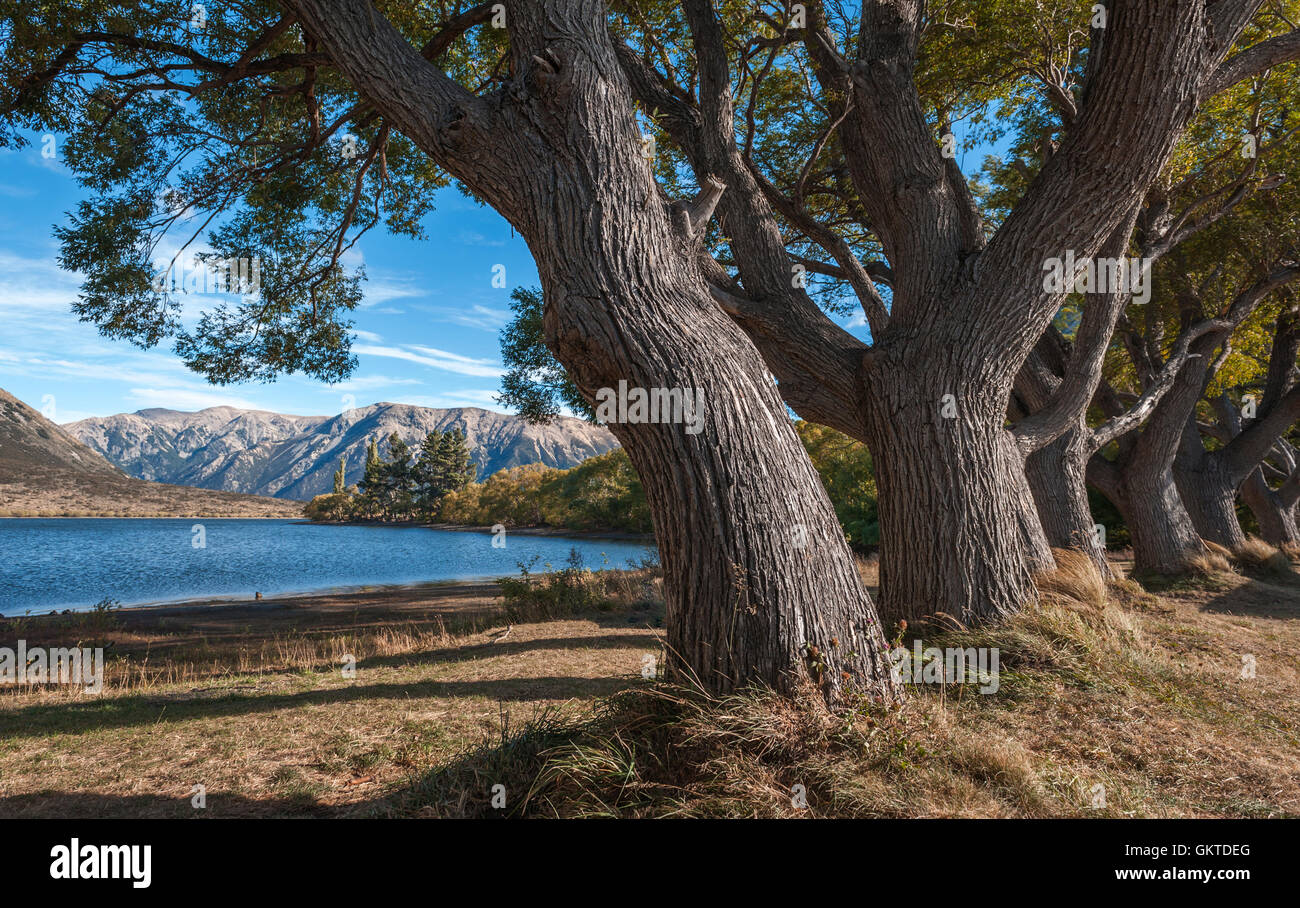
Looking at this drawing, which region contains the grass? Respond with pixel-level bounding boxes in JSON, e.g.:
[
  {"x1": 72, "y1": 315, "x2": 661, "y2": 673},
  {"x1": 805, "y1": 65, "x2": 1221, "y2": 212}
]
[{"x1": 0, "y1": 556, "x2": 1297, "y2": 818}]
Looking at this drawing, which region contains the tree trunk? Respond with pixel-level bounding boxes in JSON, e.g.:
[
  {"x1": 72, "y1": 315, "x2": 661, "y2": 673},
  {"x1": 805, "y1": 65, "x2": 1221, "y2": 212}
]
[
  {"x1": 516, "y1": 28, "x2": 897, "y2": 706},
  {"x1": 288, "y1": 0, "x2": 899, "y2": 706},
  {"x1": 1119, "y1": 458, "x2": 1206, "y2": 574},
  {"x1": 1026, "y1": 426, "x2": 1113, "y2": 576},
  {"x1": 543, "y1": 267, "x2": 898, "y2": 704},
  {"x1": 864, "y1": 352, "x2": 1050, "y2": 627},
  {"x1": 1241, "y1": 467, "x2": 1300, "y2": 547},
  {"x1": 1174, "y1": 454, "x2": 1248, "y2": 549}
]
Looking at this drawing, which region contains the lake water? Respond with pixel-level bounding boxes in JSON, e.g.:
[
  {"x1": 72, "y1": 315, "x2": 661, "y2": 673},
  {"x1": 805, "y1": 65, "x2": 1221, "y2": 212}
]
[{"x1": 0, "y1": 518, "x2": 657, "y2": 614}]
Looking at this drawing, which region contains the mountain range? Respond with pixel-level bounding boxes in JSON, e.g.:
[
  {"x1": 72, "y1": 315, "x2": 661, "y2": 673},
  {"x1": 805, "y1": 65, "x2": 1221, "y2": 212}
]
[
  {"x1": 0, "y1": 388, "x2": 301, "y2": 517},
  {"x1": 68, "y1": 403, "x2": 617, "y2": 501}
]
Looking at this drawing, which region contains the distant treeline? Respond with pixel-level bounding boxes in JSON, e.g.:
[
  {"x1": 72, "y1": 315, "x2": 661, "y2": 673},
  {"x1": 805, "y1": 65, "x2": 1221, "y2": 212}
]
[
  {"x1": 439, "y1": 448, "x2": 653, "y2": 533},
  {"x1": 305, "y1": 429, "x2": 476, "y2": 522},
  {"x1": 310, "y1": 421, "x2": 882, "y2": 547}
]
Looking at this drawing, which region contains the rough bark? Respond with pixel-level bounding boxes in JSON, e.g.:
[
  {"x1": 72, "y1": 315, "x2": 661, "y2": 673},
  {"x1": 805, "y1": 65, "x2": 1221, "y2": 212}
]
[
  {"x1": 1026, "y1": 429, "x2": 1111, "y2": 573},
  {"x1": 1241, "y1": 466, "x2": 1300, "y2": 547},
  {"x1": 283, "y1": 0, "x2": 898, "y2": 705},
  {"x1": 1176, "y1": 299, "x2": 1300, "y2": 550},
  {"x1": 863, "y1": 344, "x2": 1050, "y2": 626}
]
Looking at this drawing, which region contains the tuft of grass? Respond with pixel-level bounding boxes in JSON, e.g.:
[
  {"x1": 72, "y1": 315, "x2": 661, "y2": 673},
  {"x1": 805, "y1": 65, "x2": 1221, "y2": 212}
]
[
  {"x1": 498, "y1": 554, "x2": 661, "y2": 624},
  {"x1": 1036, "y1": 548, "x2": 1108, "y2": 610},
  {"x1": 1189, "y1": 542, "x2": 1235, "y2": 577},
  {"x1": 1230, "y1": 536, "x2": 1294, "y2": 577}
]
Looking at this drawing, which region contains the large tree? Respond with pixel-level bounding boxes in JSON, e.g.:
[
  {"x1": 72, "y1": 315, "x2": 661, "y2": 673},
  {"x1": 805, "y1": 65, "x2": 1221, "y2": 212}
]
[
  {"x1": 0, "y1": 0, "x2": 898, "y2": 705},
  {"x1": 609, "y1": 0, "x2": 1300, "y2": 621}
]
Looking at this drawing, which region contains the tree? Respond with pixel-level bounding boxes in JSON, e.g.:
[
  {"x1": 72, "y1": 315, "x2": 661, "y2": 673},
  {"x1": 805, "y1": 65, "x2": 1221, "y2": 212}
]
[
  {"x1": 607, "y1": 0, "x2": 1300, "y2": 624},
  {"x1": 333, "y1": 453, "x2": 347, "y2": 496},
  {"x1": 436, "y1": 428, "x2": 476, "y2": 496},
  {"x1": 358, "y1": 437, "x2": 383, "y2": 521},
  {"x1": 413, "y1": 428, "x2": 476, "y2": 517},
  {"x1": 1002, "y1": 54, "x2": 1300, "y2": 574},
  {"x1": 1, "y1": 0, "x2": 899, "y2": 704},
  {"x1": 382, "y1": 432, "x2": 415, "y2": 518},
  {"x1": 413, "y1": 429, "x2": 446, "y2": 518}
]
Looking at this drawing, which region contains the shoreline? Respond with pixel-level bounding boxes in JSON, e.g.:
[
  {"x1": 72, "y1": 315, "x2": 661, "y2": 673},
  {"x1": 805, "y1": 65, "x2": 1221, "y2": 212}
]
[
  {"x1": 103, "y1": 577, "x2": 506, "y2": 616},
  {"x1": 306, "y1": 519, "x2": 656, "y2": 542},
  {"x1": 0, "y1": 514, "x2": 653, "y2": 542}
]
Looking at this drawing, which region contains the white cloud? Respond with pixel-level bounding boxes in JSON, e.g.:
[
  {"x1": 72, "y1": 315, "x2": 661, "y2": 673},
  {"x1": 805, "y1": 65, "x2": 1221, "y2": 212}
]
[
  {"x1": 361, "y1": 278, "x2": 425, "y2": 307},
  {"x1": 354, "y1": 343, "x2": 504, "y2": 378},
  {"x1": 126, "y1": 387, "x2": 263, "y2": 411},
  {"x1": 403, "y1": 389, "x2": 506, "y2": 410},
  {"x1": 438, "y1": 304, "x2": 510, "y2": 331},
  {"x1": 327, "y1": 374, "x2": 421, "y2": 392}
]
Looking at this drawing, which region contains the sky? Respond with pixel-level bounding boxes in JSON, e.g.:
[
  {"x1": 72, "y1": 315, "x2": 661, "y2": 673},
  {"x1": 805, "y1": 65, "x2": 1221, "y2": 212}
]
[{"x1": 0, "y1": 120, "x2": 990, "y2": 426}]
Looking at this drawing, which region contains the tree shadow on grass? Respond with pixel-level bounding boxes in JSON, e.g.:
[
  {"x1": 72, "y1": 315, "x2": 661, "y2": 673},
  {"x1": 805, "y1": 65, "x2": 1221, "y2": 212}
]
[
  {"x1": 0, "y1": 674, "x2": 644, "y2": 742},
  {"x1": 1199, "y1": 574, "x2": 1300, "y2": 620},
  {"x1": 358, "y1": 631, "x2": 662, "y2": 672},
  {"x1": 0, "y1": 790, "x2": 333, "y2": 819}
]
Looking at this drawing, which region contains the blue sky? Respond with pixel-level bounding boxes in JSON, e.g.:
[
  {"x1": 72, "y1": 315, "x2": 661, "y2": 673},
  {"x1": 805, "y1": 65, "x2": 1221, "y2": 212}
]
[{"x1": 0, "y1": 121, "x2": 990, "y2": 425}]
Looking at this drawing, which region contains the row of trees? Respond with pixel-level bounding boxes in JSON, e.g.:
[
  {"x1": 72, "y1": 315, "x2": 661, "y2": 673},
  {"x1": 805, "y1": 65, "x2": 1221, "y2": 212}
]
[
  {"x1": 433, "y1": 425, "x2": 878, "y2": 544},
  {"x1": 438, "y1": 449, "x2": 654, "y2": 532},
  {"x1": 305, "y1": 429, "x2": 476, "y2": 522},
  {"x1": 9, "y1": 0, "x2": 1300, "y2": 706}
]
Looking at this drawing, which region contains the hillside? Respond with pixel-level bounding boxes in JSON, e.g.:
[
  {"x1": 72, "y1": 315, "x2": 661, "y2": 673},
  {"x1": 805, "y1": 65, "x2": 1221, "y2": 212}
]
[
  {"x1": 0, "y1": 389, "x2": 302, "y2": 517},
  {"x1": 69, "y1": 403, "x2": 618, "y2": 500}
]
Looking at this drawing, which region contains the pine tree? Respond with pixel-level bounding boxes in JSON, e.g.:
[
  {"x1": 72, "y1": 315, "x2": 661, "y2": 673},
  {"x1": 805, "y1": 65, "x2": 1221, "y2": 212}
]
[
  {"x1": 329, "y1": 452, "x2": 350, "y2": 519},
  {"x1": 438, "y1": 429, "x2": 476, "y2": 495},
  {"x1": 382, "y1": 432, "x2": 415, "y2": 519},
  {"x1": 333, "y1": 453, "x2": 347, "y2": 495},
  {"x1": 358, "y1": 437, "x2": 383, "y2": 520},
  {"x1": 414, "y1": 429, "x2": 445, "y2": 519}
]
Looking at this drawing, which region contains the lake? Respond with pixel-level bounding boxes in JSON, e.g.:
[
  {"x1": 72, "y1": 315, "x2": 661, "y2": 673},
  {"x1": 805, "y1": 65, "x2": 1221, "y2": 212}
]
[{"x1": 0, "y1": 518, "x2": 657, "y2": 614}]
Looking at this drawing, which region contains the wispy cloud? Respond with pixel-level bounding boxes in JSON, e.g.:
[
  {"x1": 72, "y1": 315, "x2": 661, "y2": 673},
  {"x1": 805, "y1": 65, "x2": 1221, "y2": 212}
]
[
  {"x1": 360, "y1": 278, "x2": 425, "y2": 307},
  {"x1": 454, "y1": 229, "x2": 506, "y2": 247},
  {"x1": 403, "y1": 389, "x2": 505, "y2": 410},
  {"x1": 354, "y1": 343, "x2": 504, "y2": 378},
  {"x1": 327, "y1": 374, "x2": 421, "y2": 392},
  {"x1": 126, "y1": 387, "x2": 263, "y2": 411},
  {"x1": 434, "y1": 303, "x2": 511, "y2": 331}
]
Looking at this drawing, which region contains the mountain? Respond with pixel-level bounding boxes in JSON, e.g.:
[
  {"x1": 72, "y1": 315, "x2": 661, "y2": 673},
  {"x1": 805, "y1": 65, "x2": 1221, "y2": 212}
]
[
  {"x1": 0, "y1": 389, "x2": 302, "y2": 517},
  {"x1": 68, "y1": 403, "x2": 618, "y2": 500}
]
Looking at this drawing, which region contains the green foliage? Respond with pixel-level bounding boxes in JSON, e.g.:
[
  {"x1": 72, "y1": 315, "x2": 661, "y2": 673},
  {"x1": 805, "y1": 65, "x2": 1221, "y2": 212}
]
[
  {"x1": 438, "y1": 424, "x2": 882, "y2": 546},
  {"x1": 439, "y1": 449, "x2": 652, "y2": 534},
  {"x1": 497, "y1": 550, "x2": 662, "y2": 623},
  {"x1": 307, "y1": 429, "x2": 475, "y2": 523},
  {"x1": 497, "y1": 287, "x2": 592, "y2": 421},
  {"x1": 793, "y1": 421, "x2": 880, "y2": 548}
]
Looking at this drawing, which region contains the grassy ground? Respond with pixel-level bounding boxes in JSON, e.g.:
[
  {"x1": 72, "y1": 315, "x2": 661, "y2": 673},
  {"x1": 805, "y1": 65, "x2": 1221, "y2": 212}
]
[{"x1": 0, "y1": 554, "x2": 1296, "y2": 818}]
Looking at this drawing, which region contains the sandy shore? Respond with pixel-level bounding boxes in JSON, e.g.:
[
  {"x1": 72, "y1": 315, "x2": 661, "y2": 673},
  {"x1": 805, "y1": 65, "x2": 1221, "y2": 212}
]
[{"x1": 98, "y1": 580, "x2": 506, "y2": 641}]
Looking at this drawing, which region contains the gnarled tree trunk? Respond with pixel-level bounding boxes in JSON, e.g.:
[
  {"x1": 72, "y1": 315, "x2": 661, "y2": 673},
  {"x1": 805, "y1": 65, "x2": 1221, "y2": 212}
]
[
  {"x1": 1242, "y1": 467, "x2": 1300, "y2": 547},
  {"x1": 286, "y1": 0, "x2": 899, "y2": 705},
  {"x1": 863, "y1": 347, "x2": 1050, "y2": 626},
  {"x1": 1026, "y1": 427, "x2": 1113, "y2": 576},
  {"x1": 1174, "y1": 452, "x2": 1248, "y2": 549}
]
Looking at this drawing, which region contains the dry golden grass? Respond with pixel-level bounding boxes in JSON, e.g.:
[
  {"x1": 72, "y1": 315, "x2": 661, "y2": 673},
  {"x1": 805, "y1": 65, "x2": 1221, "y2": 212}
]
[
  {"x1": 1, "y1": 558, "x2": 1298, "y2": 818},
  {"x1": 1231, "y1": 536, "x2": 1295, "y2": 576},
  {"x1": 388, "y1": 556, "x2": 1300, "y2": 818},
  {"x1": 1191, "y1": 541, "x2": 1236, "y2": 576}
]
